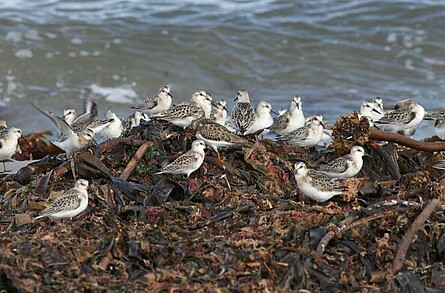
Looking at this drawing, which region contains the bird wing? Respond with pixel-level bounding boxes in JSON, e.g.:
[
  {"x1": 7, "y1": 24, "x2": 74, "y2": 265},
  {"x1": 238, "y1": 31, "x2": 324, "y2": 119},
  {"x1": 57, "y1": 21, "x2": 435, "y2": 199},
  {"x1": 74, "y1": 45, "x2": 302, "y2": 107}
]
[
  {"x1": 39, "y1": 189, "x2": 82, "y2": 216},
  {"x1": 308, "y1": 170, "x2": 345, "y2": 192},
  {"x1": 72, "y1": 89, "x2": 99, "y2": 126},
  {"x1": 269, "y1": 113, "x2": 289, "y2": 131},
  {"x1": 377, "y1": 110, "x2": 415, "y2": 124},
  {"x1": 279, "y1": 126, "x2": 309, "y2": 141},
  {"x1": 232, "y1": 102, "x2": 255, "y2": 133},
  {"x1": 160, "y1": 151, "x2": 196, "y2": 173},
  {"x1": 319, "y1": 155, "x2": 350, "y2": 173},
  {"x1": 132, "y1": 95, "x2": 158, "y2": 110},
  {"x1": 30, "y1": 102, "x2": 74, "y2": 140}
]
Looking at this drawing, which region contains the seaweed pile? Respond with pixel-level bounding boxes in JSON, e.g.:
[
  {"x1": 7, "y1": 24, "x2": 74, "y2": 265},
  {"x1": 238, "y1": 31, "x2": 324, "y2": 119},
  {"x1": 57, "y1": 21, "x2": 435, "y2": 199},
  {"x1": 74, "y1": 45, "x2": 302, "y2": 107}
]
[{"x1": 1, "y1": 113, "x2": 445, "y2": 292}]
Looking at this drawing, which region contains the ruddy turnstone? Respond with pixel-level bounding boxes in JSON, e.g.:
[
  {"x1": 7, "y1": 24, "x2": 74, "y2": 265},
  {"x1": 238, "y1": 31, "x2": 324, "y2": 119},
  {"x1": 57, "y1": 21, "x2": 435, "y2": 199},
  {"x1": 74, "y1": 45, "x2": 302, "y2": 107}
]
[
  {"x1": 0, "y1": 127, "x2": 22, "y2": 172},
  {"x1": 294, "y1": 162, "x2": 345, "y2": 202},
  {"x1": 131, "y1": 85, "x2": 173, "y2": 116},
  {"x1": 156, "y1": 140, "x2": 206, "y2": 177},
  {"x1": 278, "y1": 115, "x2": 324, "y2": 148},
  {"x1": 231, "y1": 89, "x2": 255, "y2": 135},
  {"x1": 34, "y1": 179, "x2": 89, "y2": 220},
  {"x1": 318, "y1": 146, "x2": 367, "y2": 179}
]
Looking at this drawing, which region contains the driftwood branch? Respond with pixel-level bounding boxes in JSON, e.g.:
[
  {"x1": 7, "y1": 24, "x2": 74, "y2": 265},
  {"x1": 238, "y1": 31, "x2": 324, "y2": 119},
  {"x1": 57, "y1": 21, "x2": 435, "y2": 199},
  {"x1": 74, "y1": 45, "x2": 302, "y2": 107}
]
[
  {"x1": 119, "y1": 141, "x2": 154, "y2": 180},
  {"x1": 204, "y1": 156, "x2": 246, "y2": 180},
  {"x1": 369, "y1": 129, "x2": 445, "y2": 152},
  {"x1": 100, "y1": 138, "x2": 146, "y2": 153},
  {"x1": 390, "y1": 199, "x2": 440, "y2": 275}
]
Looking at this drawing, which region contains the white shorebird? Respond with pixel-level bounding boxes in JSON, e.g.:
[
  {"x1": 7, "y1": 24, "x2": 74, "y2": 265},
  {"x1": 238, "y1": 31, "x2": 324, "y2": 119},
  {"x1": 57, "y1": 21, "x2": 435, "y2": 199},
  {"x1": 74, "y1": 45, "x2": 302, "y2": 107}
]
[
  {"x1": 269, "y1": 96, "x2": 305, "y2": 135},
  {"x1": 0, "y1": 127, "x2": 22, "y2": 172},
  {"x1": 34, "y1": 179, "x2": 89, "y2": 220},
  {"x1": 231, "y1": 89, "x2": 255, "y2": 135},
  {"x1": 152, "y1": 91, "x2": 212, "y2": 128},
  {"x1": 278, "y1": 115, "x2": 324, "y2": 148},
  {"x1": 210, "y1": 100, "x2": 228, "y2": 126},
  {"x1": 294, "y1": 162, "x2": 345, "y2": 202},
  {"x1": 368, "y1": 97, "x2": 384, "y2": 122},
  {"x1": 156, "y1": 140, "x2": 206, "y2": 177},
  {"x1": 435, "y1": 117, "x2": 445, "y2": 140},
  {"x1": 98, "y1": 111, "x2": 124, "y2": 141},
  {"x1": 31, "y1": 102, "x2": 97, "y2": 156},
  {"x1": 375, "y1": 99, "x2": 425, "y2": 136},
  {"x1": 318, "y1": 146, "x2": 368, "y2": 179},
  {"x1": 245, "y1": 101, "x2": 274, "y2": 135},
  {"x1": 191, "y1": 117, "x2": 249, "y2": 161},
  {"x1": 131, "y1": 85, "x2": 173, "y2": 116},
  {"x1": 359, "y1": 101, "x2": 382, "y2": 127},
  {"x1": 63, "y1": 109, "x2": 77, "y2": 125}
]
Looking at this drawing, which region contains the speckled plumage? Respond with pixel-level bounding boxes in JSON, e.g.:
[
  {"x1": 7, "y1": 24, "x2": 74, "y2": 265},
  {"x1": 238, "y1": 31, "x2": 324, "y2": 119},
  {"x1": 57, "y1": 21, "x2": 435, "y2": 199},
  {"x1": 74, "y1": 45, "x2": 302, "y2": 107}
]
[
  {"x1": 156, "y1": 140, "x2": 206, "y2": 177},
  {"x1": 0, "y1": 127, "x2": 22, "y2": 171},
  {"x1": 318, "y1": 146, "x2": 366, "y2": 179},
  {"x1": 131, "y1": 85, "x2": 173, "y2": 115},
  {"x1": 294, "y1": 162, "x2": 345, "y2": 202},
  {"x1": 269, "y1": 96, "x2": 305, "y2": 135},
  {"x1": 34, "y1": 179, "x2": 89, "y2": 220},
  {"x1": 231, "y1": 90, "x2": 255, "y2": 135},
  {"x1": 278, "y1": 115, "x2": 324, "y2": 147},
  {"x1": 191, "y1": 118, "x2": 248, "y2": 159},
  {"x1": 152, "y1": 91, "x2": 211, "y2": 128},
  {"x1": 375, "y1": 99, "x2": 424, "y2": 135}
]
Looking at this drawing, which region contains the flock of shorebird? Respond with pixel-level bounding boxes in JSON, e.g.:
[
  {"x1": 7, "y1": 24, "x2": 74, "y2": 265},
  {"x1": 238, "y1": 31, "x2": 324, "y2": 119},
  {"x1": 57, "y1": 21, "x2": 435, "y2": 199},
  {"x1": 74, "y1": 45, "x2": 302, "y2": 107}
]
[{"x1": 0, "y1": 85, "x2": 443, "y2": 220}]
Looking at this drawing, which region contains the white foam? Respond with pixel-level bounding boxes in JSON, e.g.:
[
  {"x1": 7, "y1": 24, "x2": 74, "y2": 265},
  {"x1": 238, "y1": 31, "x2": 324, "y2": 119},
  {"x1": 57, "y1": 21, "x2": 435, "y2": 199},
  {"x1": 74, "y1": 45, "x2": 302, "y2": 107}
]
[
  {"x1": 24, "y1": 30, "x2": 42, "y2": 41},
  {"x1": 89, "y1": 84, "x2": 138, "y2": 104},
  {"x1": 386, "y1": 32, "x2": 397, "y2": 43},
  {"x1": 14, "y1": 49, "x2": 33, "y2": 59},
  {"x1": 71, "y1": 38, "x2": 82, "y2": 45},
  {"x1": 5, "y1": 31, "x2": 22, "y2": 42},
  {"x1": 45, "y1": 32, "x2": 58, "y2": 39}
]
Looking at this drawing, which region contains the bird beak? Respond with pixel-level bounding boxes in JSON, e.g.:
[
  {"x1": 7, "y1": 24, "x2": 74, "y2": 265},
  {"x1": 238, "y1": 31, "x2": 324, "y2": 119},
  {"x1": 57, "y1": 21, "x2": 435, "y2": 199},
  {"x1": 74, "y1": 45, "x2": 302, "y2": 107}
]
[
  {"x1": 211, "y1": 101, "x2": 218, "y2": 107},
  {"x1": 364, "y1": 152, "x2": 372, "y2": 158},
  {"x1": 233, "y1": 97, "x2": 238, "y2": 102},
  {"x1": 92, "y1": 138, "x2": 99, "y2": 147},
  {"x1": 372, "y1": 108, "x2": 381, "y2": 114},
  {"x1": 320, "y1": 121, "x2": 325, "y2": 128}
]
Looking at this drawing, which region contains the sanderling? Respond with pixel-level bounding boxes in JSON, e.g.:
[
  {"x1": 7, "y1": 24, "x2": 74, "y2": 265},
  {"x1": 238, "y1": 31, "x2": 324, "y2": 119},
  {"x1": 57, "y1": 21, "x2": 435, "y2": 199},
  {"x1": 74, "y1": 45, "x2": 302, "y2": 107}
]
[
  {"x1": 245, "y1": 101, "x2": 274, "y2": 135},
  {"x1": 98, "y1": 111, "x2": 124, "y2": 141},
  {"x1": 70, "y1": 89, "x2": 99, "y2": 126},
  {"x1": 231, "y1": 89, "x2": 255, "y2": 135},
  {"x1": 156, "y1": 140, "x2": 206, "y2": 177},
  {"x1": 210, "y1": 100, "x2": 228, "y2": 126},
  {"x1": 0, "y1": 120, "x2": 7, "y2": 136},
  {"x1": 278, "y1": 115, "x2": 324, "y2": 148},
  {"x1": 31, "y1": 102, "x2": 97, "y2": 156},
  {"x1": 304, "y1": 115, "x2": 333, "y2": 145},
  {"x1": 359, "y1": 101, "x2": 381, "y2": 127},
  {"x1": 0, "y1": 127, "x2": 22, "y2": 172},
  {"x1": 151, "y1": 91, "x2": 211, "y2": 128},
  {"x1": 63, "y1": 109, "x2": 77, "y2": 125},
  {"x1": 318, "y1": 146, "x2": 367, "y2": 179},
  {"x1": 34, "y1": 179, "x2": 89, "y2": 220},
  {"x1": 375, "y1": 99, "x2": 425, "y2": 136},
  {"x1": 294, "y1": 162, "x2": 345, "y2": 202},
  {"x1": 269, "y1": 96, "x2": 305, "y2": 135},
  {"x1": 368, "y1": 97, "x2": 384, "y2": 121},
  {"x1": 191, "y1": 117, "x2": 249, "y2": 161},
  {"x1": 435, "y1": 117, "x2": 445, "y2": 140},
  {"x1": 122, "y1": 111, "x2": 149, "y2": 130},
  {"x1": 131, "y1": 85, "x2": 173, "y2": 116}
]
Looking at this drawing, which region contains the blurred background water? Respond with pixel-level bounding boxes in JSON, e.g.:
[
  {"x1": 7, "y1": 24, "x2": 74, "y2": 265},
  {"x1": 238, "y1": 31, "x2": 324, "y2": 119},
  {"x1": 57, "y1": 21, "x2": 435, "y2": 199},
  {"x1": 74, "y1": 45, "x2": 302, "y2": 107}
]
[{"x1": 0, "y1": 0, "x2": 444, "y2": 138}]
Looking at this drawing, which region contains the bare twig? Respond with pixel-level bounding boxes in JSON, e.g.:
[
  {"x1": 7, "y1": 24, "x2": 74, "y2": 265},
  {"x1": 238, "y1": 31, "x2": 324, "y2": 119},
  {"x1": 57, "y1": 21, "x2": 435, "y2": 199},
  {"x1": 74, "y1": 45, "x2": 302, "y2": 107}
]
[
  {"x1": 119, "y1": 141, "x2": 154, "y2": 180},
  {"x1": 316, "y1": 212, "x2": 387, "y2": 255},
  {"x1": 204, "y1": 156, "x2": 246, "y2": 180},
  {"x1": 390, "y1": 199, "x2": 440, "y2": 276},
  {"x1": 369, "y1": 129, "x2": 445, "y2": 152},
  {"x1": 100, "y1": 138, "x2": 146, "y2": 153}
]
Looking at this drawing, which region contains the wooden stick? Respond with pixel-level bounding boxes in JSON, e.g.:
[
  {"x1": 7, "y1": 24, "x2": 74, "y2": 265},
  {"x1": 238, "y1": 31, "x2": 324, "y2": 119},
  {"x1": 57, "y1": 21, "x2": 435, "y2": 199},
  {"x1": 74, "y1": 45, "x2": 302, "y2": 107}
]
[
  {"x1": 100, "y1": 138, "x2": 146, "y2": 153},
  {"x1": 369, "y1": 129, "x2": 445, "y2": 152},
  {"x1": 119, "y1": 141, "x2": 154, "y2": 180},
  {"x1": 204, "y1": 156, "x2": 245, "y2": 180},
  {"x1": 390, "y1": 199, "x2": 440, "y2": 275}
]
